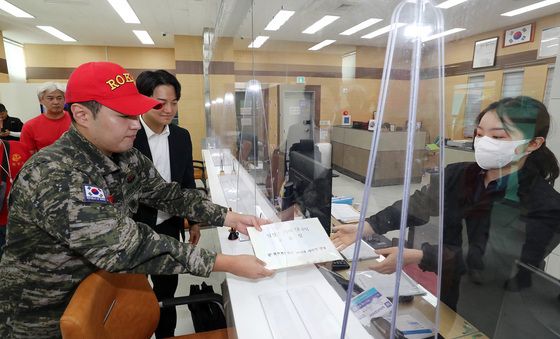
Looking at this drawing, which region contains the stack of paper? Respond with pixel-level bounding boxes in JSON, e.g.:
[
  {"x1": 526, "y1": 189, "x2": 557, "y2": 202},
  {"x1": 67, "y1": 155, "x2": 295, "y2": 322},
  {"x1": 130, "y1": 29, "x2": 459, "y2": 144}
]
[
  {"x1": 355, "y1": 270, "x2": 425, "y2": 297},
  {"x1": 331, "y1": 203, "x2": 361, "y2": 223},
  {"x1": 341, "y1": 240, "x2": 379, "y2": 261}
]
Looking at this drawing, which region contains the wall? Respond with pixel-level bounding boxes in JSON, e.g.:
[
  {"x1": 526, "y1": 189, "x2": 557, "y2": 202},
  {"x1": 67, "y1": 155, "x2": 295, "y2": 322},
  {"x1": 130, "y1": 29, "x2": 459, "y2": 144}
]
[
  {"x1": 5, "y1": 11, "x2": 559, "y2": 157},
  {"x1": 0, "y1": 32, "x2": 9, "y2": 83}
]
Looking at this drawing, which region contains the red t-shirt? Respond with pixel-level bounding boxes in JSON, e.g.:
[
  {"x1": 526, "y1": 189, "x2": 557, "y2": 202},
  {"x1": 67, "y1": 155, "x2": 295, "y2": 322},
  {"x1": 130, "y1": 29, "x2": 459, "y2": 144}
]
[
  {"x1": 0, "y1": 141, "x2": 30, "y2": 225},
  {"x1": 20, "y1": 111, "x2": 71, "y2": 154}
]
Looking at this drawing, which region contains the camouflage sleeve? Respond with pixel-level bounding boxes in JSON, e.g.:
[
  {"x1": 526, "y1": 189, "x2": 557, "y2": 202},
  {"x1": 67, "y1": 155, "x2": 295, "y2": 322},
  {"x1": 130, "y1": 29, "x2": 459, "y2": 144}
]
[
  {"x1": 30, "y1": 167, "x2": 217, "y2": 277},
  {"x1": 134, "y1": 151, "x2": 228, "y2": 225}
]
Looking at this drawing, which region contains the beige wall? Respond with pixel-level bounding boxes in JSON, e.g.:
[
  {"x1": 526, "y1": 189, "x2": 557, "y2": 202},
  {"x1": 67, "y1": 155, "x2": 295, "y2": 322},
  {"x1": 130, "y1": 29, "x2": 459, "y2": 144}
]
[
  {"x1": 0, "y1": 31, "x2": 9, "y2": 83},
  {"x1": 11, "y1": 11, "x2": 560, "y2": 155}
]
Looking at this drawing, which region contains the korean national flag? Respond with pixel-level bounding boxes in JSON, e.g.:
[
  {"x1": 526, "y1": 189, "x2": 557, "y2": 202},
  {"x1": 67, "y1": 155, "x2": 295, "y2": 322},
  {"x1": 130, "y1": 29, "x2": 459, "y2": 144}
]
[{"x1": 84, "y1": 185, "x2": 107, "y2": 203}]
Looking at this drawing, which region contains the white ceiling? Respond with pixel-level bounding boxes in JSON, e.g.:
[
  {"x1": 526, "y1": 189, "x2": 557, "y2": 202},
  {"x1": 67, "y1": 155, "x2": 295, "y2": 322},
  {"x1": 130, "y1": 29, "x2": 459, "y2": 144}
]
[{"x1": 0, "y1": 0, "x2": 558, "y2": 50}]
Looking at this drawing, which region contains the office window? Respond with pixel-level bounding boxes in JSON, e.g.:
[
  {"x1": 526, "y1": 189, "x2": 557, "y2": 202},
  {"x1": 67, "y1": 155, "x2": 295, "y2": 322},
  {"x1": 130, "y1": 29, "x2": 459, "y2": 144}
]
[
  {"x1": 544, "y1": 65, "x2": 555, "y2": 108},
  {"x1": 3, "y1": 38, "x2": 26, "y2": 82},
  {"x1": 501, "y1": 70, "x2": 524, "y2": 98},
  {"x1": 342, "y1": 52, "x2": 356, "y2": 79},
  {"x1": 464, "y1": 75, "x2": 485, "y2": 137}
]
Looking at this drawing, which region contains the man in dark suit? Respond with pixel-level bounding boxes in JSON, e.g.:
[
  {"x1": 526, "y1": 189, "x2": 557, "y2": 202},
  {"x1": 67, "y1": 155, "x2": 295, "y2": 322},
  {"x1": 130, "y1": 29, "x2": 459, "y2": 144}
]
[{"x1": 134, "y1": 70, "x2": 201, "y2": 338}]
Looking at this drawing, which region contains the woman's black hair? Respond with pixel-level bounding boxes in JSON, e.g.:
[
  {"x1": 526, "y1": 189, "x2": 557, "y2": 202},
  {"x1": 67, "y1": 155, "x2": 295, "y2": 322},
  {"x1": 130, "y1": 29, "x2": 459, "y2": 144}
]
[
  {"x1": 475, "y1": 96, "x2": 559, "y2": 185},
  {"x1": 136, "y1": 70, "x2": 181, "y2": 101}
]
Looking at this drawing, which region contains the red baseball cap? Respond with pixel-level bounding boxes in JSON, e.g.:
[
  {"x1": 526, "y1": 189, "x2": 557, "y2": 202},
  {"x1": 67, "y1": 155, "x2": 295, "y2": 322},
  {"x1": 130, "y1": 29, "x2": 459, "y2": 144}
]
[{"x1": 65, "y1": 62, "x2": 162, "y2": 116}]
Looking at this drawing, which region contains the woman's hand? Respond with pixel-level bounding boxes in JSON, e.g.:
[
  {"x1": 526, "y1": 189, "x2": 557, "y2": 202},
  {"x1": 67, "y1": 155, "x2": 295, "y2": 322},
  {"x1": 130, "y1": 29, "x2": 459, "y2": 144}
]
[
  {"x1": 369, "y1": 247, "x2": 424, "y2": 274},
  {"x1": 224, "y1": 211, "x2": 270, "y2": 235},
  {"x1": 331, "y1": 221, "x2": 376, "y2": 251},
  {"x1": 330, "y1": 224, "x2": 359, "y2": 251}
]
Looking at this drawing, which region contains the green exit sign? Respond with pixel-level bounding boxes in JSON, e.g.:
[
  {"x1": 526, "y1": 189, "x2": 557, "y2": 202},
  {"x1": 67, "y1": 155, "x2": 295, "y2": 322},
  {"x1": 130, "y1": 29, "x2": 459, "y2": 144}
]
[{"x1": 296, "y1": 76, "x2": 305, "y2": 84}]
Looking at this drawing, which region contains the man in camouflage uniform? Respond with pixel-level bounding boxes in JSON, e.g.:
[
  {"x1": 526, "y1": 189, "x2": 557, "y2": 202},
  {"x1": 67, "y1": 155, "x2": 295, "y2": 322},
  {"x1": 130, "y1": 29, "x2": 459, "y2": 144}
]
[{"x1": 0, "y1": 61, "x2": 273, "y2": 338}]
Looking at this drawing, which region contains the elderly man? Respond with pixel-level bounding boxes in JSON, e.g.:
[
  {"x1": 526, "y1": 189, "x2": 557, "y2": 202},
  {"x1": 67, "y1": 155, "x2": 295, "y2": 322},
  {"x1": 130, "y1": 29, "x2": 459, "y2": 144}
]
[
  {"x1": 0, "y1": 62, "x2": 273, "y2": 338},
  {"x1": 20, "y1": 82, "x2": 71, "y2": 153}
]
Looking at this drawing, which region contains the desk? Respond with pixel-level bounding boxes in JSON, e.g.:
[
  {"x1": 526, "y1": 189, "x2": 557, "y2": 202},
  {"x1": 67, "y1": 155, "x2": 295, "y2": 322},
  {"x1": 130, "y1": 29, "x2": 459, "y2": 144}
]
[
  {"x1": 203, "y1": 149, "x2": 370, "y2": 339},
  {"x1": 204, "y1": 149, "x2": 487, "y2": 339}
]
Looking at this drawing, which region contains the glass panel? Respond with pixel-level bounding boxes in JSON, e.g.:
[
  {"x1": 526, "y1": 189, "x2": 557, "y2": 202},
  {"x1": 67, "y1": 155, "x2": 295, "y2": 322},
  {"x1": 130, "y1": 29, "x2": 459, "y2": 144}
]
[{"x1": 203, "y1": 1, "x2": 560, "y2": 338}]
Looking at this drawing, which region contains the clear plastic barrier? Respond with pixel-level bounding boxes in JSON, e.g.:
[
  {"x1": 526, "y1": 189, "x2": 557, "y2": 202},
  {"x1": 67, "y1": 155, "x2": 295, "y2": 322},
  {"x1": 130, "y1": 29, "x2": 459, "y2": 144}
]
[{"x1": 203, "y1": 0, "x2": 560, "y2": 338}]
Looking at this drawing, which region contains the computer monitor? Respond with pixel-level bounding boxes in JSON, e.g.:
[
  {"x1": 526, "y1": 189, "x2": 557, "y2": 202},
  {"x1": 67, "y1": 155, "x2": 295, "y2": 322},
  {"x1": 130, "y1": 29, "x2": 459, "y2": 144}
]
[{"x1": 287, "y1": 149, "x2": 332, "y2": 234}]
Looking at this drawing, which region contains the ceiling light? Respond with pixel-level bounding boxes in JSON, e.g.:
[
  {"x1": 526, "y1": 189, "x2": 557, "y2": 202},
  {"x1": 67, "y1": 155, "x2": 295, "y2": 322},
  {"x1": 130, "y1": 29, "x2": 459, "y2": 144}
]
[
  {"x1": 361, "y1": 23, "x2": 406, "y2": 39},
  {"x1": 340, "y1": 18, "x2": 382, "y2": 35},
  {"x1": 106, "y1": 0, "x2": 140, "y2": 24},
  {"x1": 0, "y1": 0, "x2": 33, "y2": 18},
  {"x1": 404, "y1": 24, "x2": 433, "y2": 38},
  {"x1": 308, "y1": 39, "x2": 336, "y2": 51},
  {"x1": 36, "y1": 26, "x2": 76, "y2": 42},
  {"x1": 436, "y1": 0, "x2": 468, "y2": 9},
  {"x1": 422, "y1": 27, "x2": 466, "y2": 42},
  {"x1": 303, "y1": 15, "x2": 340, "y2": 34},
  {"x1": 264, "y1": 10, "x2": 295, "y2": 31},
  {"x1": 501, "y1": 0, "x2": 560, "y2": 17},
  {"x1": 248, "y1": 36, "x2": 269, "y2": 48},
  {"x1": 133, "y1": 30, "x2": 154, "y2": 44}
]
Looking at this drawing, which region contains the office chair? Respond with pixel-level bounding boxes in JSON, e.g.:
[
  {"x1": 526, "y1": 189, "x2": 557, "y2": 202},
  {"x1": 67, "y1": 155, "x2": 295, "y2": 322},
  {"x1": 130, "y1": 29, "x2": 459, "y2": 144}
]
[
  {"x1": 60, "y1": 270, "x2": 228, "y2": 339},
  {"x1": 193, "y1": 160, "x2": 208, "y2": 194}
]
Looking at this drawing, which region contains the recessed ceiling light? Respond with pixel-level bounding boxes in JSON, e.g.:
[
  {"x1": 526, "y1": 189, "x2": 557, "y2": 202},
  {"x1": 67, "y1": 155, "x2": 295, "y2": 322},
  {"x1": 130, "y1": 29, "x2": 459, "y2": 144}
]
[
  {"x1": 0, "y1": 0, "x2": 33, "y2": 18},
  {"x1": 133, "y1": 30, "x2": 154, "y2": 45},
  {"x1": 308, "y1": 39, "x2": 336, "y2": 51},
  {"x1": 436, "y1": 0, "x2": 468, "y2": 9},
  {"x1": 106, "y1": 0, "x2": 140, "y2": 24},
  {"x1": 264, "y1": 10, "x2": 295, "y2": 31},
  {"x1": 303, "y1": 15, "x2": 340, "y2": 34},
  {"x1": 422, "y1": 28, "x2": 466, "y2": 42},
  {"x1": 36, "y1": 26, "x2": 76, "y2": 42},
  {"x1": 361, "y1": 23, "x2": 406, "y2": 39},
  {"x1": 501, "y1": 0, "x2": 560, "y2": 17},
  {"x1": 248, "y1": 36, "x2": 269, "y2": 48},
  {"x1": 340, "y1": 18, "x2": 382, "y2": 36}
]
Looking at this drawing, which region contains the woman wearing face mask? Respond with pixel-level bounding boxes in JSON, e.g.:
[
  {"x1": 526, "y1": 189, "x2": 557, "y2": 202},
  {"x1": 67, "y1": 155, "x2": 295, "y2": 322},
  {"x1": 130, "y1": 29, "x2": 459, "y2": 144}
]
[{"x1": 331, "y1": 96, "x2": 560, "y2": 336}]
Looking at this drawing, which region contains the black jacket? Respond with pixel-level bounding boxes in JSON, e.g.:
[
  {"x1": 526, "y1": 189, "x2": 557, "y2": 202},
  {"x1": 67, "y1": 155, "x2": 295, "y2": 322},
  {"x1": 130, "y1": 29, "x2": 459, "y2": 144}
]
[
  {"x1": 1, "y1": 116, "x2": 23, "y2": 141},
  {"x1": 367, "y1": 161, "x2": 560, "y2": 334},
  {"x1": 132, "y1": 123, "x2": 196, "y2": 231}
]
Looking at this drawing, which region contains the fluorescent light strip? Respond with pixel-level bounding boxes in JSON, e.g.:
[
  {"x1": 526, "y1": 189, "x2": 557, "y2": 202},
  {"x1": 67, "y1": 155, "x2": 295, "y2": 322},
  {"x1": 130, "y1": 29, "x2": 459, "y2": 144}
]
[
  {"x1": 0, "y1": 0, "x2": 33, "y2": 18},
  {"x1": 133, "y1": 30, "x2": 154, "y2": 44},
  {"x1": 340, "y1": 18, "x2": 382, "y2": 35},
  {"x1": 106, "y1": 0, "x2": 140, "y2": 24},
  {"x1": 501, "y1": 0, "x2": 560, "y2": 16},
  {"x1": 264, "y1": 10, "x2": 295, "y2": 31},
  {"x1": 361, "y1": 23, "x2": 406, "y2": 39},
  {"x1": 436, "y1": 0, "x2": 468, "y2": 9},
  {"x1": 303, "y1": 15, "x2": 340, "y2": 34},
  {"x1": 308, "y1": 39, "x2": 336, "y2": 51},
  {"x1": 422, "y1": 27, "x2": 466, "y2": 42},
  {"x1": 37, "y1": 26, "x2": 76, "y2": 42},
  {"x1": 248, "y1": 36, "x2": 269, "y2": 48}
]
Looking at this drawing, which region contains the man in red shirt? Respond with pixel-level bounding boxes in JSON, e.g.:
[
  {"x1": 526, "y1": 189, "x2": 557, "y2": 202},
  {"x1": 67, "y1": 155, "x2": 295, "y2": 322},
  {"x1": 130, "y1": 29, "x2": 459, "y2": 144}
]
[
  {"x1": 20, "y1": 82, "x2": 71, "y2": 154},
  {"x1": 0, "y1": 140, "x2": 29, "y2": 257}
]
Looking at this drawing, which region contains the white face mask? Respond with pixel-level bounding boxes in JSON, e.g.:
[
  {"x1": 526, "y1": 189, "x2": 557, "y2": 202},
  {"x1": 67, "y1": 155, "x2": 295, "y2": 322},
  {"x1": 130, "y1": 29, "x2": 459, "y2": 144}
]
[{"x1": 474, "y1": 136, "x2": 530, "y2": 170}]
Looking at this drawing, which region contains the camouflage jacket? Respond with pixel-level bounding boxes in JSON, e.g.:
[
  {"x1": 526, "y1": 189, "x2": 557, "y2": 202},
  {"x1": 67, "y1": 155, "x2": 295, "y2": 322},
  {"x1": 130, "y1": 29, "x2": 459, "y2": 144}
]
[{"x1": 0, "y1": 126, "x2": 227, "y2": 338}]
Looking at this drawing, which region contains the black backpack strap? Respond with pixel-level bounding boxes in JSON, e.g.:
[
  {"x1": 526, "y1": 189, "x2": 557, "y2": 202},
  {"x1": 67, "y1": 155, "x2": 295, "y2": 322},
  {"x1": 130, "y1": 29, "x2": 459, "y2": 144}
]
[{"x1": 1, "y1": 141, "x2": 10, "y2": 183}]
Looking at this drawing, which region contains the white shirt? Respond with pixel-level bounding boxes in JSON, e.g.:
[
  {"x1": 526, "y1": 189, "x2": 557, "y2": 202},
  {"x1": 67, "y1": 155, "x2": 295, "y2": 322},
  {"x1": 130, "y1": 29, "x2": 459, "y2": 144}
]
[{"x1": 139, "y1": 116, "x2": 173, "y2": 225}]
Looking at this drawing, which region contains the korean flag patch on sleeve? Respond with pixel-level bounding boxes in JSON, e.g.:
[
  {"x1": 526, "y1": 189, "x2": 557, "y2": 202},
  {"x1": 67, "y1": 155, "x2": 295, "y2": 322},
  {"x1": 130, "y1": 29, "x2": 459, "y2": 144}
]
[{"x1": 83, "y1": 185, "x2": 108, "y2": 203}]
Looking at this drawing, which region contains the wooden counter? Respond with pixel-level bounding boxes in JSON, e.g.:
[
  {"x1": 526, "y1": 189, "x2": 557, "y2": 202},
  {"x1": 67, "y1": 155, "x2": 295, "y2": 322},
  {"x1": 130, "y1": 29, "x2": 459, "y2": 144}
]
[{"x1": 331, "y1": 126, "x2": 427, "y2": 186}]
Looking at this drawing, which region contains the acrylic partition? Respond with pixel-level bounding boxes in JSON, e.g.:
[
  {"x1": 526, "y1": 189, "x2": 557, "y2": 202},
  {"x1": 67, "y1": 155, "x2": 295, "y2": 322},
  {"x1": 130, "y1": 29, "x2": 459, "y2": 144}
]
[{"x1": 202, "y1": 0, "x2": 560, "y2": 338}]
